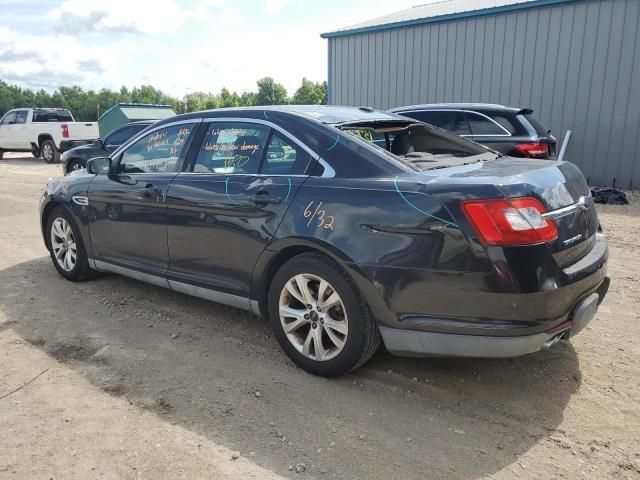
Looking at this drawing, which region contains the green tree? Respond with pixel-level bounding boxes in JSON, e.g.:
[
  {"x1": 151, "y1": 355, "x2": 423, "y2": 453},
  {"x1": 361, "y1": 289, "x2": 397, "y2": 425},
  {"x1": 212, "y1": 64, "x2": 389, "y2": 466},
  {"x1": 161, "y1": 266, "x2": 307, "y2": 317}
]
[
  {"x1": 292, "y1": 78, "x2": 327, "y2": 105},
  {"x1": 239, "y1": 91, "x2": 257, "y2": 107},
  {"x1": 255, "y1": 77, "x2": 288, "y2": 106},
  {"x1": 217, "y1": 87, "x2": 241, "y2": 108}
]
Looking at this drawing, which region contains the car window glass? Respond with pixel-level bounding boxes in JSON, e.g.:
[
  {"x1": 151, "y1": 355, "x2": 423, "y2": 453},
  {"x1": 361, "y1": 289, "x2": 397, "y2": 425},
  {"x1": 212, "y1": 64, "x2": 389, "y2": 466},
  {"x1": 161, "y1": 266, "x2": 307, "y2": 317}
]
[
  {"x1": 452, "y1": 111, "x2": 471, "y2": 135},
  {"x1": 261, "y1": 132, "x2": 312, "y2": 175},
  {"x1": 32, "y1": 111, "x2": 73, "y2": 122},
  {"x1": 490, "y1": 115, "x2": 518, "y2": 134},
  {"x1": 465, "y1": 112, "x2": 506, "y2": 135},
  {"x1": 1, "y1": 111, "x2": 17, "y2": 124},
  {"x1": 521, "y1": 112, "x2": 549, "y2": 135},
  {"x1": 408, "y1": 111, "x2": 456, "y2": 130},
  {"x1": 194, "y1": 122, "x2": 269, "y2": 174},
  {"x1": 15, "y1": 110, "x2": 28, "y2": 124},
  {"x1": 106, "y1": 125, "x2": 144, "y2": 146},
  {"x1": 119, "y1": 124, "x2": 194, "y2": 174}
]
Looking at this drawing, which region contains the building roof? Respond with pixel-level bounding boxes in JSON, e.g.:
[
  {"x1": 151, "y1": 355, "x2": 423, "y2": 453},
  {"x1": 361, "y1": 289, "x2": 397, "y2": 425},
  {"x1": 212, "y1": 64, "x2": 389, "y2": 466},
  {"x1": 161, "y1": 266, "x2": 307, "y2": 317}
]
[
  {"x1": 99, "y1": 103, "x2": 175, "y2": 121},
  {"x1": 321, "y1": 0, "x2": 578, "y2": 38}
]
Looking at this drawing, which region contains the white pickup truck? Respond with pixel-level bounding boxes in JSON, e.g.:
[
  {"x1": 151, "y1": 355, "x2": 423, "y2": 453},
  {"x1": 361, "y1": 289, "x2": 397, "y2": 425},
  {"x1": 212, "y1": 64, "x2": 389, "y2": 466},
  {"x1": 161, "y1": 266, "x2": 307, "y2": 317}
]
[{"x1": 0, "y1": 108, "x2": 99, "y2": 163}]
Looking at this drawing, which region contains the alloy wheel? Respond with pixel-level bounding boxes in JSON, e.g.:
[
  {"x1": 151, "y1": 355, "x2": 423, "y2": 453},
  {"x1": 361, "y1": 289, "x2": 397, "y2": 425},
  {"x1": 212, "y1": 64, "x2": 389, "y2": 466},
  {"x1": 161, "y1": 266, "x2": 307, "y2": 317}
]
[
  {"x1": 42, "y1": 143, "x2": 53, "y2": 162},
  {"x1": 71, "y1": 161, "x2": 83, "y2": 171},
  {"x1": 279, "y1": 273, "x2": 349, "y2": 361},
  {"x1": 50, "y1": 217, "x2": 77, "y2": 272}
]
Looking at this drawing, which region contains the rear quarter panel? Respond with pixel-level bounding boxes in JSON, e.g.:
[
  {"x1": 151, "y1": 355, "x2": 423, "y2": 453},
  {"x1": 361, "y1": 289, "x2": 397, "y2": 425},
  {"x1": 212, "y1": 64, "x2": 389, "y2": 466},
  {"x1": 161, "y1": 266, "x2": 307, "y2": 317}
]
[{"x1": 259, "y1": 176, "x2": 485, "y2": 325}]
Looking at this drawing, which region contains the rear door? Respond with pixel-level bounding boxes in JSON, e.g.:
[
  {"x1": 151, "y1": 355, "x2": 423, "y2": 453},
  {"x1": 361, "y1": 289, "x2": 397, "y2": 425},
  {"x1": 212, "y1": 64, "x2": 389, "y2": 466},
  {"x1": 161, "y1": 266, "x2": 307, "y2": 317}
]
[
  {"x1": 87, "y1": 121, "x2": 198, "y2": 276},
  {"x1": 166, "y1": 120, "x2": 314, "y2": 298}
]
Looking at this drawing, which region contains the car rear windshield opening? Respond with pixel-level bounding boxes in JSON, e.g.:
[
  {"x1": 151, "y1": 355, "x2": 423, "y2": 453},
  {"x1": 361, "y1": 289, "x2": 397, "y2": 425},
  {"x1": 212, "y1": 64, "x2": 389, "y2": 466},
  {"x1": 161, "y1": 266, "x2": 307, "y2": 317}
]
[{"x1": 340, "y1": 121, "x2": 491, "y2": 170}]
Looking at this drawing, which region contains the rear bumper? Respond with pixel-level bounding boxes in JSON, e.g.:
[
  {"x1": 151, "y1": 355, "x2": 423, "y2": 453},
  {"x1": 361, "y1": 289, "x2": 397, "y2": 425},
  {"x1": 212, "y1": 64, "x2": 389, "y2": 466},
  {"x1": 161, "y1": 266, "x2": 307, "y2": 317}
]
[
  {"x1": 59, "y1": 139, "x2": 95, "y2": 152},
  {"x1": 380, "y1": 284, "x2": 607, "y2": 358}
]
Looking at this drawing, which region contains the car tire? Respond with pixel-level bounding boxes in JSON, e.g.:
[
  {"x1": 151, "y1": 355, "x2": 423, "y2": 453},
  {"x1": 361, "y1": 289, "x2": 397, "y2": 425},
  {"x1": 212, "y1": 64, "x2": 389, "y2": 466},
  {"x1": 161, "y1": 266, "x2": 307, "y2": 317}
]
[
  {"x1": 67, "y1": 158, "x2": 86, "y2": 173},
  {"x1": 41, "y1": 139, "x2": 60, "y2": 163},
  {"x1": 268, "y1": 252, "x2": 381, "y2": 377},
  {"x1": 46, "y1": 206, "x2": 95, "y2": 282},
  {"x1": 0, "y1": 150, "x2": 4, "y2": 159}
]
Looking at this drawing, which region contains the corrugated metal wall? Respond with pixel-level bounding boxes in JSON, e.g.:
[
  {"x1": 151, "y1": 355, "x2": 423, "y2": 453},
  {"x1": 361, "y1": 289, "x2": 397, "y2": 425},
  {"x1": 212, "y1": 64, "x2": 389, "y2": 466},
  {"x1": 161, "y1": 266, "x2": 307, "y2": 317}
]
[{"x1": 328, "y1": 0, "x2": 640, "y2": 188}]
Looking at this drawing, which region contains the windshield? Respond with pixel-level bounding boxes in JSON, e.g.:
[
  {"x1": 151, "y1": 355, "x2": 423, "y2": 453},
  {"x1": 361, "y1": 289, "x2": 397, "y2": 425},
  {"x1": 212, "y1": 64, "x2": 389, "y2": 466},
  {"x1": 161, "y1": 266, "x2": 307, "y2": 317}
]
[{"x1": 339, "y1": 121, "x2": 496, "y2": 171}]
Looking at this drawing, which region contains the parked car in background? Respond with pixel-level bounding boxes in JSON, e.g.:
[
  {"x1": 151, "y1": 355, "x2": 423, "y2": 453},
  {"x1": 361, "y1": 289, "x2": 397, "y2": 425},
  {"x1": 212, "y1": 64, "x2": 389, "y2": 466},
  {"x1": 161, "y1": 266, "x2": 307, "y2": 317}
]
[
  {"x1": 62, "y1": 121, "x2": 153, "y2": 174},
  {"x1": 0, "y1": 108, "x2": 98, "y2": 163},
  {"x1": 389, "y1": 103, "x2": 557, "y2": 159},
  {"x1": 40, "y1": 106, "x2": 607, "y2": 377}
]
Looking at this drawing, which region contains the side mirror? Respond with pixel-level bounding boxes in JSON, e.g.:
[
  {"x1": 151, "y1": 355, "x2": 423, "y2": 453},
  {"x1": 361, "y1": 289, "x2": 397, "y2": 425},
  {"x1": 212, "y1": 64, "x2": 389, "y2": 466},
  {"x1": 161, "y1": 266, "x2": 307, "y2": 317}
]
[{"x1": 86, "y1": 157, "x2": 112, "y2": 175}]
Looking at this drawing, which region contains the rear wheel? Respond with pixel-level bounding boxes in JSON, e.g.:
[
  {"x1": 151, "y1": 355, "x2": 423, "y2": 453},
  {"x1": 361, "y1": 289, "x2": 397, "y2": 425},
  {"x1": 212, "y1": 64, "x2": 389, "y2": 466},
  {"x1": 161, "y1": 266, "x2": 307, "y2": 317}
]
[
  {"x1": 268, "y1": 253, "x2": 380, "y2": 376},
  {"x1": 46, "y1": 206, "x2": 94, "y2": 281},
  {"x1": 41, "y1": 139, "x2": 60, "y2": 163},
  {"x1": 67, "y1": 158, "x2": 86, "y2": 173}
]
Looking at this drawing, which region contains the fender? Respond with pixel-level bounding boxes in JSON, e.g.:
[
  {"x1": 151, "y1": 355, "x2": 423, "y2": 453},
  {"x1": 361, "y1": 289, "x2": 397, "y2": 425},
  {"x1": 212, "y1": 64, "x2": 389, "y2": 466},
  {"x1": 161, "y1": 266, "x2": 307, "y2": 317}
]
[{"x1": 40, "y1": 171, "x2": 95, "y2": 259}]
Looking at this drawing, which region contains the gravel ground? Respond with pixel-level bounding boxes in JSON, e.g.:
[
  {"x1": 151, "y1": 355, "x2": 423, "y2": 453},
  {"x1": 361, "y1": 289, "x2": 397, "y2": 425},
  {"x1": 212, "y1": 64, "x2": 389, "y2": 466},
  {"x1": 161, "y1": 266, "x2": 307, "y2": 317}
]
[{"x1": 0, "y1": 153, "x2": 639, "y2": 479}]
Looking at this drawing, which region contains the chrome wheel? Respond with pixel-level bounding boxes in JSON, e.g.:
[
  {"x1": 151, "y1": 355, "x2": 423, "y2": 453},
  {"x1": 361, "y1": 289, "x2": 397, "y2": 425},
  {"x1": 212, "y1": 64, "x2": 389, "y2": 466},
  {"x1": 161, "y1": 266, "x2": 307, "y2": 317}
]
[
  {"x1": 50, "y1": 217, "x2": 77, "y2": 272},
  {"x1": 70, "y1": 160, "x2": 83, "y2": 171},
  {"x1": 42, "y1": 143, "x2": 53, "y2": 162},
  {"x1": 279, "y1": 273, "x2": 348, "y2": 361}
]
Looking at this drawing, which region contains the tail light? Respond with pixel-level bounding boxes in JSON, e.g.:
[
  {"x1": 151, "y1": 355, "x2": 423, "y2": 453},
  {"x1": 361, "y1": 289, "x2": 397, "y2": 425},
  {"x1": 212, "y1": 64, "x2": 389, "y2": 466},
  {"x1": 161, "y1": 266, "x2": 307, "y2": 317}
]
[
  {"x1": 61, "y1": 124, "x2": 69, "y2": 138},
  {"x1": 460, "y1": 197, "x2": 557, "y2": 246},
  {"x1": 513, "y1": 143, "x2": 548, "y2": 158}
]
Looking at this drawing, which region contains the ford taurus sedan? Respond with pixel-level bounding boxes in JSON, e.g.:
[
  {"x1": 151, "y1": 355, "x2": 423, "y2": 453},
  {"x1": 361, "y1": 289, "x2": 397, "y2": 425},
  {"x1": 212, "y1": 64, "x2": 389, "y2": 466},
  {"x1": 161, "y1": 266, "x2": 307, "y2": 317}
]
[{"x1": 40, "y1": 106, "x2": 609, "y2": 376}]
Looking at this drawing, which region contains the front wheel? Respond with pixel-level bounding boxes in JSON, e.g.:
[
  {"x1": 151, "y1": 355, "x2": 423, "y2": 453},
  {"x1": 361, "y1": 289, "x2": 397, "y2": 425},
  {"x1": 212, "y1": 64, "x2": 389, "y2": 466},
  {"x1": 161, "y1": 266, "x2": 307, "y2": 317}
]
[
  {"x1": 41, "y1": 139, "x2": 60, "y2": 163},
  {"x1": 46, "y1": 206, "x2": 95, "y2": 281},
  {"x1": 268, "y1": 253, "x2": 380, "y2": 377},
  {"x1": 67, "y1": 158, "x2": 86, "y2": 173}
]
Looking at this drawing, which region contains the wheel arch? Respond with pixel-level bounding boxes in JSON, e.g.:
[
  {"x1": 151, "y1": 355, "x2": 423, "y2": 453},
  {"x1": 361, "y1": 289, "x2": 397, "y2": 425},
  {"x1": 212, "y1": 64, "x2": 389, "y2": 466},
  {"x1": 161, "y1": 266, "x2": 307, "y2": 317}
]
[
  {"x1": 38, "y1": 134, "x2": 54, "y2": 148},
  {"x1": 41, "y1": 200, "x2": 65, "y2": 250},
  {"x1": 251, "y1": 237, "x2": 392, "y2": 324}
]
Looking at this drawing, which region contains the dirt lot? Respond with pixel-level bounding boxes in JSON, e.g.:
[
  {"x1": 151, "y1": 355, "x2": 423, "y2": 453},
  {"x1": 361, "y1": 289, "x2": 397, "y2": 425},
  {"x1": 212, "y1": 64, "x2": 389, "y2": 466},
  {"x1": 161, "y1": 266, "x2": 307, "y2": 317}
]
[{"x1": 0, "y1": 153, "x2": 638, "y2": 480}]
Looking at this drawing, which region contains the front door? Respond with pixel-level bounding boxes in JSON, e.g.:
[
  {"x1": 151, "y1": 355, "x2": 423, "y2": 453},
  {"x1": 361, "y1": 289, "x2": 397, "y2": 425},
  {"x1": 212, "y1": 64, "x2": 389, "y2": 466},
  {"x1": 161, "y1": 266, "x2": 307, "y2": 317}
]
[
  {"x1": 0, "y1": 111, "x2": 19, "y2": 149},
  {"x1": 166, "y1": 121, "x2": 313, "y2": 297},
  {"x1": 87, "y1": 122, "x2": 197, "y2": 276}
]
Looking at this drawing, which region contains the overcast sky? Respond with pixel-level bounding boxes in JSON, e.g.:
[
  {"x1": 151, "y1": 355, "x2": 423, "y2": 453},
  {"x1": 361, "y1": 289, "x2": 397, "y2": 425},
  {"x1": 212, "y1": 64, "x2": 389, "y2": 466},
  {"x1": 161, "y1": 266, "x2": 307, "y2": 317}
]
[{"x1": 0, "y1": 0, "x2": 417, "y2": 97}]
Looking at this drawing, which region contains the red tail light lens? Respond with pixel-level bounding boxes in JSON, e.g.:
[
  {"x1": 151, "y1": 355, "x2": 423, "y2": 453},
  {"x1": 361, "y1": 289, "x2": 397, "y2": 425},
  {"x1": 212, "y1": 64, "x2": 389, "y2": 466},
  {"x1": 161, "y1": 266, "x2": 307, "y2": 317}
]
[
  {"x1": 460, "y1": 197, "x2": 558, "y2": 246},
  {"x1": 513, "y1": 143, "x2": 548, "y2": 158},
  {"x1": 61, "y1": 124, "x2": 69, "y2": 138}
]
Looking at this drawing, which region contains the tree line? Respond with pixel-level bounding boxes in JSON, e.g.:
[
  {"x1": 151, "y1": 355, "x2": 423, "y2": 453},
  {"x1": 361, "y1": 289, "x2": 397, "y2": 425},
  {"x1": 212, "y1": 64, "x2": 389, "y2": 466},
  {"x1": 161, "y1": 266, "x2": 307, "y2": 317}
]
[{"x1": 0, "y1": 77, "x2": 327, "y2": 121}]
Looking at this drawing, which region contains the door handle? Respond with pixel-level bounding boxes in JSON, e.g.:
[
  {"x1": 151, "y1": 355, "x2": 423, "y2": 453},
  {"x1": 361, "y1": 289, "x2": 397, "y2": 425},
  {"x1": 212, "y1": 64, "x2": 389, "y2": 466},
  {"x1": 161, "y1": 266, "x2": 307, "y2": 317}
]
[{"x1": 249, "y1": 191, "x2": 281, "y2": 205}]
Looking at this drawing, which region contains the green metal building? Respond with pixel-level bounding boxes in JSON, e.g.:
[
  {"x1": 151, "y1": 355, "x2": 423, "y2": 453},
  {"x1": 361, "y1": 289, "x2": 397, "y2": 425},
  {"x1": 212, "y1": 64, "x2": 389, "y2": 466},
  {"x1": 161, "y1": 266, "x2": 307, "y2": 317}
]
[{"x1": 98, "y1": 103, "x2": 176, "y2": 137}]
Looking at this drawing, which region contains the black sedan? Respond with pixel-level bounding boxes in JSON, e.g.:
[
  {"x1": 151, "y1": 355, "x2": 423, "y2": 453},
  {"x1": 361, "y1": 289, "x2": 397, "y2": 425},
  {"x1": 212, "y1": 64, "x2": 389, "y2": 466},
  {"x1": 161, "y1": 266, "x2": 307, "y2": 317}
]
[
  {"x1": 61, "y1": 121, "x2": 153, "y2": 174},
  {"x1": 40, "y1": 106, "x2": 609, "y2": 376},
  {"x1": 389, "y1": 103, "x2": 557, "y2": 159}
]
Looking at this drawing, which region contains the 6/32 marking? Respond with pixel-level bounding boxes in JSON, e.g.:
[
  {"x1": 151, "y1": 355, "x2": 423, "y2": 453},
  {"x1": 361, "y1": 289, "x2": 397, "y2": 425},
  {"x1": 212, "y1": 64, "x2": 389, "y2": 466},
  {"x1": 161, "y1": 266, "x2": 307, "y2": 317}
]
[{"x1": 304, "y1": 201, "x2": 335, "y2": 230}]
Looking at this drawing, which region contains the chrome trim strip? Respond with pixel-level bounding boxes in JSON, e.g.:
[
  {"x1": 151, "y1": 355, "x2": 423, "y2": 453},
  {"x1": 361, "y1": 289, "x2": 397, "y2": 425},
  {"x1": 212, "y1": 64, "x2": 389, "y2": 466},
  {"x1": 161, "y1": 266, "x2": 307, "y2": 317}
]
[
  {"x1": 72, "y1": 195, "x2": 88, "y2": 206},
  {"x1": 402, "y1": 108, "x2": 512, "y2": 137},
  {"x1": 542, "y1": 203, "x2": 581, "y2": 219},
  {"x1": 168, "y1": 280, "x2": 251, "y2": 311},
  {"x1": 93, "y1": 260, "x2": 170, "y2": 289},
  {"x1": 91, "y1": 259, "x2": 253, "y2": 311}
]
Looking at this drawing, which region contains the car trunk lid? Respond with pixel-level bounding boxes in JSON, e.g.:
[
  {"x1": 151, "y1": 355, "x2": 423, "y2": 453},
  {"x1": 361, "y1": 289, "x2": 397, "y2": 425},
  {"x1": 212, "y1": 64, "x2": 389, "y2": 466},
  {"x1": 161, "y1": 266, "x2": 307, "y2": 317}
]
[{"x1": 413, "y1": 158, "x2": 599, "y2": 266}]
